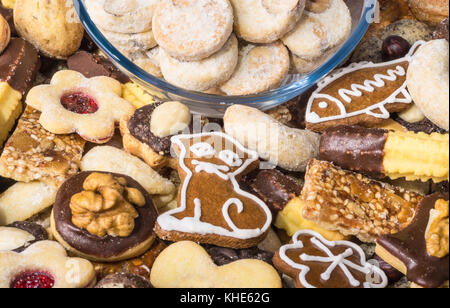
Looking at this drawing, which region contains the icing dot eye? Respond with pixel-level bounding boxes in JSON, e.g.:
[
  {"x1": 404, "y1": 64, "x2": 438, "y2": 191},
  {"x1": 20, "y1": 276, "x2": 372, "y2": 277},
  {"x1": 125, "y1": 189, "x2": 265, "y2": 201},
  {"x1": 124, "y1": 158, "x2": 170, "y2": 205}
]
[
  {"x1": 60, "y1": 92, "x2": 99, "y2": 114},
  {"x1": 11, "y1": 271, "x2": 55, "y2": 289},
  {"x1": 218, "y1": 150, "x2": 242, "y2": 167},
  {"x1": 190, "y1": 142, "x2": 216, "y2": 157},
  {"x1": 318, "y1": 102, "x2": 328, "y2": 109}
]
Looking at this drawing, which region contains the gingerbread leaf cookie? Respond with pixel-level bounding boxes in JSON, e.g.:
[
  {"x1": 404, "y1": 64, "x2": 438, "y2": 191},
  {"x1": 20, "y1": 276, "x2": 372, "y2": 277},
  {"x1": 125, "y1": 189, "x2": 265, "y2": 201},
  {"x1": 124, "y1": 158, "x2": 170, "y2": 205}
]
[
  {"x1": 155, "y1": 132, "x2": 272, "y2": 248},
  {"x1": 273, "y1": 230, "x2": 388, "y2": 288},
  {"x1": 0, "y1": 241, "x2": 95, "y2": 288},
  {"x1": 305, "y1": 41, "x2": 425, "y2": 132},
  {"x1": 26, "y1": 70, "x2": 135, "y2": 144}
]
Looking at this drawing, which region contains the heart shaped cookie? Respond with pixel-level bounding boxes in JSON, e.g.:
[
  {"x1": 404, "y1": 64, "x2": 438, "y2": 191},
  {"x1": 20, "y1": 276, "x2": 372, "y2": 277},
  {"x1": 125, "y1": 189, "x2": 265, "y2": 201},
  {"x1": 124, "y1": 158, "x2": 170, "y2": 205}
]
[{"x1": 150, "y1": 241, "x2": 282, "y2": 288}]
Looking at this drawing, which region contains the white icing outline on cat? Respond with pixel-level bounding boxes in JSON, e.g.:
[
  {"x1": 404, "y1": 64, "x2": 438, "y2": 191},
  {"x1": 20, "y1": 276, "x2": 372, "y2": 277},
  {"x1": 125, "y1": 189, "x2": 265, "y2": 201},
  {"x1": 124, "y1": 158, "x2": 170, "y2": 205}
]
[
  {"x1": 157, "y1": 132, "x2": 272, "y2": 239},
  {"x1": 279, "y1": 230, "x2": 388, "y2": 288},
  {"x1": 305, "y1": 41, "x2": 425, "y2": 124}
]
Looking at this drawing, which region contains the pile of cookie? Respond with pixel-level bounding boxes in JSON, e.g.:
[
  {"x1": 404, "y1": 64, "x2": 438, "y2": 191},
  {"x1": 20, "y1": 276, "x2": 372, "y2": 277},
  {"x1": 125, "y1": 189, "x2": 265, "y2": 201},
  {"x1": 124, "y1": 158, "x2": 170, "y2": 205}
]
[
  {"x1": 85, "y1": 0, "x2": 352, "y2": 95},
  {"x1": 0, "y1": 0, "x2": 449, "y2": 289}
]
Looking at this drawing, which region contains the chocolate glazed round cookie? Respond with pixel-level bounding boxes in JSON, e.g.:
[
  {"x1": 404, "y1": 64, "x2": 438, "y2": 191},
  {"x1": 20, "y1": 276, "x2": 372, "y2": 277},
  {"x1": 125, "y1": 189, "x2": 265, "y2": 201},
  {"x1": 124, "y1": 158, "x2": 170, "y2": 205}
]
[{"x1": 51, "y1": 171, "x2": 158, "y2": 262}]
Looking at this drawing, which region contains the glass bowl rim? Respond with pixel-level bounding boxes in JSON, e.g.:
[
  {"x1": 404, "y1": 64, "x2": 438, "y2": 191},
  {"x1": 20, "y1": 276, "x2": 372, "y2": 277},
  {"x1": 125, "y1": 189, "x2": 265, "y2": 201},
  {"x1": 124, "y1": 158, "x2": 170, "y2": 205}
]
[{"x1": 73, "y1": 0, "x2": 375, "y2": 108}]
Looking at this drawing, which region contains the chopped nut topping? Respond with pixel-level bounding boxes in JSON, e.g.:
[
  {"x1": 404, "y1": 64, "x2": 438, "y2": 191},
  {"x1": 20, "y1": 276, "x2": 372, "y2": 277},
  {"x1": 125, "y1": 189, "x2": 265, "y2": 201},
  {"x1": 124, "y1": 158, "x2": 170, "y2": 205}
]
[
  {"x1": 301, "y1": 160, "x2": 423, "y2": 243},
  {"x1": 426, "y1": 199, "x2": 449, "y2": 258},
  {"x1": 70, "y1": 173, "x2": 146, "y2": 238},
  {"x1": 306, "y1": 0, "x2": 331, "y2": 13},
  {"x1": 0, "y1": 106, "x2": 85, "y2": 186}
]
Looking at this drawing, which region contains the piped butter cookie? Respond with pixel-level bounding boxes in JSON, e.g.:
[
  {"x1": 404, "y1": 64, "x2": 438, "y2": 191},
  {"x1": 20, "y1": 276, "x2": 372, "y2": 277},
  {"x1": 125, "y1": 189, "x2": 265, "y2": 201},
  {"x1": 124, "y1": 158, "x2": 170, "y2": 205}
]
[
  {"x1": 220, "y1": 42, "x2": 290, "y2": 95},
  {"x1": 230, "y1": 0, "x2": 305, "y2": 43},
  {"x1": 14, "y1": 0, "x2": 84, "y2": 59},
  {"x1": 26, "y1": 70, "x2": 135, "y2": 144},
  {"x1": 160, "y1": 34, "x2": 238, "y2": 91},
  {"x1": 152, "y1": 0, "x2": 234, "y2": 61},
  {"x1": 282, "y1": 0, "x2": 351, "y2": 60},
  {"x1": 85, "y1": 0, "x2": 160, "y2": 34},
  {"x1": 51, "y1": 171, "x2": 158, "y2": 262}
]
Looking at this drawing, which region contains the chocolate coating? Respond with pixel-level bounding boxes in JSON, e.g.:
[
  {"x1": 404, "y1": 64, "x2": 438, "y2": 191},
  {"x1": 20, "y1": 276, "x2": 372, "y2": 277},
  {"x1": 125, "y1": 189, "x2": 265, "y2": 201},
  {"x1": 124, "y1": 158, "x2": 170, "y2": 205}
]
[
  {"x1": 433, "y1": 18, "x2": 449, "y2": 41},
  {"x1": 249, "y1": 169, "x2": 302, "y2": 212},
  {"x1": 319, "y1": 125, "x2": 388, "y2": 178},
  {"x1": 377, "y1": 193, "x2": 449, "y2": 288},
  {"x1": 372, "y1": 253, "x2": 403, "y2": 283},
  {"x1": 67, "y1": 51, "x2": 130, "y2": 84},
  {"x1": 128, "y1": 103, "x2": 172, "y2": 156},
  {"x1": 0, "y1": 176, "x2": 15, "y2": 194},
  {"x1": 0, "y1": 38, "x2": 40, "y2": 95},
  {"x1": 53, "y1": 171, "x2": 157, "y2": 259},
  {"x1": 95, "y1": 273, "x2": 152, "y2": 288},
  {"x1": 7, "y1": 221, "x2": 48, "y2": 253},
  {"x1": 394, "y1": 115, "x2": 448, "y2": 135},
  {"x1": 204, "y1": 245, "x2": 274, "y2": 266}
]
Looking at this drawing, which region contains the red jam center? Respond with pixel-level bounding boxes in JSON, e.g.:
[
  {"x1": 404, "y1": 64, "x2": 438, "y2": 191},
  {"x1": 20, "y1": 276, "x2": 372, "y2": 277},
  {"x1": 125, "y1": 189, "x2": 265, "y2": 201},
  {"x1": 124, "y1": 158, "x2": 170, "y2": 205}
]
[
  {"x1": 60, "y1": 92, "x2": 99, "y2": 114},
  {"x1": 11, "y1": 272, "x2": 55, "y2": 289}
]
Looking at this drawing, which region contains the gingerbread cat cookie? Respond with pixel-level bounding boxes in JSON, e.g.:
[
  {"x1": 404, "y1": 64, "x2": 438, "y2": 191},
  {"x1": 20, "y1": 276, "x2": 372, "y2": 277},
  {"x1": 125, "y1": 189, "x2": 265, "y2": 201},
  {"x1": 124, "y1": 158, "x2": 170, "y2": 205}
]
[
  {"x1": 305, "y1": 41, "x2": 425, "y2": 132},
  {"x1": 273, "y1": 230, "x2": 388, "y2": 288},
  {"x1": 155, "y1": 132, "x2": 272, "y2": 248}
]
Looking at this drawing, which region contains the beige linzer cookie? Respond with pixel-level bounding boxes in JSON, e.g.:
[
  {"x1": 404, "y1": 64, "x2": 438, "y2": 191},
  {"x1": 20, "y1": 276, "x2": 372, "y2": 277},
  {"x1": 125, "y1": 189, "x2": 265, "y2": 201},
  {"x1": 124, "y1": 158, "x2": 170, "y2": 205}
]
[
  {"x1": 0, "y1": 241, "x2": 95, "y2": 288},
  {"x1": 305, "y1": 41, "x2": 425, "y2": 132},
  {"x1": 160, "y1": 34, "x2": 238, "y2": 91},
  {"x1": 151, "y1": 241, "x2": 282, "y2": 288},
  {"x1": 0, "y1": 14, "x2": 10, "y2": 54},
  {"x1": 230, "y1": 0, "x2": 305, "y2": 43},
  {"x1": 155, "y1": 132, "x2": 273, "y2": 249},
  {"x1": 282, "y1": 0, "x2": 351, "y2": 60},
  {"x1": 85, "y1": 0, "x2": 160, "y2": 34},
  {"x1": 14, "y1": 0, "x2": 84, "y2": 59},
  {"x1": 26, "y1": 70, "x2": 135, "y2": 144},
  {"x1": 152, "y1": 0, "x2": 234, "y2": 61},
  {"x1": 0, "y1": 182, "x2": 57, "y2": 226},
  {"x1": 224, "y1": 105, "x2": 320, "y2": 172},
  {"x1": 220, "y1": 42, "x2": 290, "y2": 95},
  {"x1": 407, "y1": 39, "x2": 449, "y2": 131},
  {"x1": 102, "y1": 29, "x2": 157, "y2": 55}
]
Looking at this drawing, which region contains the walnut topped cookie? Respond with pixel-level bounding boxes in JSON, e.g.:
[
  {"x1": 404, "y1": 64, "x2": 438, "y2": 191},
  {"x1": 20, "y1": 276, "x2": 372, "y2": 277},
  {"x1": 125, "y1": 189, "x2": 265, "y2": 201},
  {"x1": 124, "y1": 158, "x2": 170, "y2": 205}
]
[{"x1": 51, "y1": 171, "x2": 158, "y2": 262}]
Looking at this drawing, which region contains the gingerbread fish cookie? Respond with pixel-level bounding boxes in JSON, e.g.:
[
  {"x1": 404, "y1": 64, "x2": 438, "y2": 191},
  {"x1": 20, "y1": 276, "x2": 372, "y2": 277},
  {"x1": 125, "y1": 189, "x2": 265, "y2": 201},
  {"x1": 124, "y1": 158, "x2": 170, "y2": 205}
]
[
  {"x1": 273, "y1": 230, "x2": 388, "y2": 288},
  {"x1": 155, "y1": 132, "x2": 272, "y2": 248},
  {"x1": 305, "y1": 41, "x2": 425, "y2": 132}
]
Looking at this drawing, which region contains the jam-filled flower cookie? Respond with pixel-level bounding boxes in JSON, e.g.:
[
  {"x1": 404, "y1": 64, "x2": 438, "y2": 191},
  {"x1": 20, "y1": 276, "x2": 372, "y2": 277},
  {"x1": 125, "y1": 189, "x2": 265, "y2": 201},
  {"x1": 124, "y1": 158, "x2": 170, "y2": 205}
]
[
  {"x1": 26, "y1": 70, "x2": 135, "y2": 144},
  {"x1": 0, "y1": 241, "x2": 95, "y2": 288},
  {"x1": 51, "y1": 171, "x2": 159, "y2": 262}
]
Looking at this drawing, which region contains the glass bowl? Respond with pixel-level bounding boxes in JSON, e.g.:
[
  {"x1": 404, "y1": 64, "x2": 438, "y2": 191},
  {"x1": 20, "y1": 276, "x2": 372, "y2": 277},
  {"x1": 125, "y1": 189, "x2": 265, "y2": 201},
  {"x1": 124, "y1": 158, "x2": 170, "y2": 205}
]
[{"x1": 73, "y1": 0, "x2": 375, "y2": 117}]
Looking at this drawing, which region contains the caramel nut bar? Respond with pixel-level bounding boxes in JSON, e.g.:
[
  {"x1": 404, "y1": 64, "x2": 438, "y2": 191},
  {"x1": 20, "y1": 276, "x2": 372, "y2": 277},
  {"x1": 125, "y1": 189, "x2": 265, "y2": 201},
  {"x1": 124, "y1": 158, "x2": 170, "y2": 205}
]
[
  {"x1": 319, "y1": 125, "x2": 449, "y2": 183},
  {"x1": 301, "y1": 159, "x2": 424, "y2": 243},
  {"x1": 0, "y1": 106, "x2": 85, "y2": 186}
]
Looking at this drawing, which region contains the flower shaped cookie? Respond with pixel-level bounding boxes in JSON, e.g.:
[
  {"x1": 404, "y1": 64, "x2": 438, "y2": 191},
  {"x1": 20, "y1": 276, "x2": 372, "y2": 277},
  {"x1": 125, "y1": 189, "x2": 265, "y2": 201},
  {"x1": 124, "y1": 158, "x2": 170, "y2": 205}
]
[
  {"x1": 26, "y1": 70, "x2": 135, "y2": 143},
  {"x1": 0, "y1": 241, "x2": 95, "y2": 288}
]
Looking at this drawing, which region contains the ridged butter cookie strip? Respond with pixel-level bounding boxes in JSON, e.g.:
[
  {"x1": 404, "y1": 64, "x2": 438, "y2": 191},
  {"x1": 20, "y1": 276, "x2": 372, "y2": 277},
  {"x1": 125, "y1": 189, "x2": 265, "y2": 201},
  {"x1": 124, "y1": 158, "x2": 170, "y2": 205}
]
[{"x1": 319, "y1": 126, "x2": 449, "y2": 183}]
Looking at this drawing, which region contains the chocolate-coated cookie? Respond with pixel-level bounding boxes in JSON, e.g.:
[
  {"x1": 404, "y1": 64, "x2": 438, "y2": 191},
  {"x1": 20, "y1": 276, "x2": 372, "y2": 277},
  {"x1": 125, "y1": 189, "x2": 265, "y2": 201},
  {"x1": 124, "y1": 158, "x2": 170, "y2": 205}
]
[
  {"x1": 7, "y1": 221, "x2": 48, "y2": 252},
  {"x1": 95, "y1": 273, "x2": 152, "y2": 288}
]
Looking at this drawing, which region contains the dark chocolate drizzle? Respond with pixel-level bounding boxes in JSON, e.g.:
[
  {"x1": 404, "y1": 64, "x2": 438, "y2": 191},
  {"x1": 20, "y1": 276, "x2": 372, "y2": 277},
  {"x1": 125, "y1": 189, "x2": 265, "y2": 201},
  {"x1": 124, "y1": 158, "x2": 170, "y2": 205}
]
[
  {"x1": 53, "y1": 171, "x2": 157, "y2": 259},
  {"x1": 0, "y1": 38, "x2": 40, "y2": 95},
  {"x1": 128, "y1": 103, "x2": 173, "y2": 156},
  {"x1": 319, "y1": 125, "x2": 388, "y2": 178},
  {"x1": 377, "y1": 193, "x2": 449, "y2": 288}
]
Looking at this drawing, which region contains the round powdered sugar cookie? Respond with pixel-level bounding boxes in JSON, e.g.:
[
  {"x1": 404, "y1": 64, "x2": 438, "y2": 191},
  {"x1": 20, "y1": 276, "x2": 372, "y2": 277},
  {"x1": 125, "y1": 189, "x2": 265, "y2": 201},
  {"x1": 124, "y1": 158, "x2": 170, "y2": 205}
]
[
  {"x1": 160, "y1": 34, "x2": 238, "y2": 91},
  {"x1": 290, "y1": 53, "x2": 325, "y2": 74},
  {"x1": 407, "y1": 39, "x2": 449, "y2": 131},
  {"x1": 85, "y1": 0, "x2": 160, "y2": 34},
  {"x1": 152, "y1": 0, "x2": 234, "y2": 61},
  {"x1": 102, "y1": 29, "x2": 157, "y2": 55},
  {"x1": 129, "y1": 48, "x2": 163, "y2": 78},
  {"x1": 230, "y1": 0, "x2": 305, "y2": 43},
  {"x1": 220, "y1": 42, "x2": 290, "y2": 96},
  {"x1": 282, "y1": 0, "x2": 351, "y2": 59}
]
